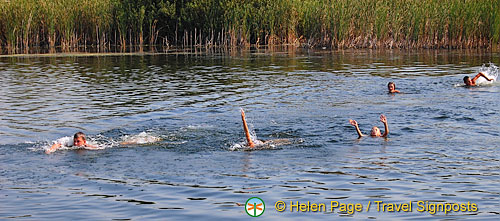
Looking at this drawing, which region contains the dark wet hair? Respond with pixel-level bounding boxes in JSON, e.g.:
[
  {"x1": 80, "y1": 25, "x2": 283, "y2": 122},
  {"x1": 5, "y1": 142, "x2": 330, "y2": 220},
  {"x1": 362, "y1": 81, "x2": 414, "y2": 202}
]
[
  {"x1": 388, "y1": 82, "x2": 395, "y2": 87},
  {"x1": 463, "y1": 76, "x2": 470, "y2": 81},
  {"x1": 74, "y1": 132, "x2": 86, "y2": 141}
]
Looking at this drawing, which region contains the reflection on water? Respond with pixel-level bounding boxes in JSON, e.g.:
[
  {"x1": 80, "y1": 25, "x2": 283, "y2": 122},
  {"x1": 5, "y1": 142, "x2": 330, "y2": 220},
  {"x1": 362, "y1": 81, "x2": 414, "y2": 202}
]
[{"x1": 0, "y1": 50, "x2": 499, "y2": 220}]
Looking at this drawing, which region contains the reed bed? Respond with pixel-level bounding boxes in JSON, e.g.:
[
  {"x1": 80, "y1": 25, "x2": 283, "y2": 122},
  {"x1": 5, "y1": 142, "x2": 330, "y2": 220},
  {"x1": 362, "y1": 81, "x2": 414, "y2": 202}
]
[{"x1": 0, "y1": 0, "x2": 499, "y2": 54}]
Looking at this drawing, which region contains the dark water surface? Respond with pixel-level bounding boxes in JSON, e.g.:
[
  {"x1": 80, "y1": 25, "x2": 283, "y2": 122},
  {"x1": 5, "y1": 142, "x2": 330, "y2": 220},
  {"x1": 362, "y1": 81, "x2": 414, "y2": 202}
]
[{"x1": 1, "y1": 50, "x2": 499, "y2": 220}]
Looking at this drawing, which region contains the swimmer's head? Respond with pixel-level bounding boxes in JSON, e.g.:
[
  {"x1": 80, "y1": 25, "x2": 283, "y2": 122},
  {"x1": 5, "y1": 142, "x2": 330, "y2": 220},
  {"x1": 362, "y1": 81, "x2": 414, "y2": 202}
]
[
  {"x1": 463, "y1": 76, "x2": 472, "y2": 86},
  {"x1": 73, "y1": 132, "x2": 87, "y2": 146},
  {"x1": 388, "y1": 82, "x2": 395, "y2": 90},
  {"x1": 387, "y1": 82, "x2": 399, "y2": 93},
  {"x1": 370, "y1": 126, "x2": 381, "y2": 137}
]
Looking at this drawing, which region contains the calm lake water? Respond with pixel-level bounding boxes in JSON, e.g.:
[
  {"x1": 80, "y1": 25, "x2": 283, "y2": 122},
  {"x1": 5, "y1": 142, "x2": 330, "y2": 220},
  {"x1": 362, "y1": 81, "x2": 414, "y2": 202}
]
[{"x1": 1, "y1": 49, "x2": 499, "y2": 220}]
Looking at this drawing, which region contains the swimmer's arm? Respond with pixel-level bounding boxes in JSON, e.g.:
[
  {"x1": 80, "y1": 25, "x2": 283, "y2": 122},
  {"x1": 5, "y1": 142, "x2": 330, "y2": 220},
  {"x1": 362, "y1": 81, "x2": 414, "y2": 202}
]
[
  {"x1": 45, "y1": 143, "x2": 62, "y2": 154},
  {"x1": 241, "y1": 109, "x2": 255, "y2": 148},
  {"x1": 474, "y1": 72, "x2": 494, "y2": 82},
  {"x1": 380, "y1": 114, "x2": 389, "y2": 137},
  {"x1": 483, "y1": 73, "x2": 494, "y2": 81},
  {"x1": 349, "y1": 119, "x2": 365, "y2": 138}
]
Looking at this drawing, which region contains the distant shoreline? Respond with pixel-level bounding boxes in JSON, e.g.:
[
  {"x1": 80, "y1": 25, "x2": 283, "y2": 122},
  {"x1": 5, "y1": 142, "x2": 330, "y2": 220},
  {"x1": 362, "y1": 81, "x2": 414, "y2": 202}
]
[
  {"x1": 0, "y1": 46, "x2": 498, "y2": 58},
  {"x1": 1, "y1": 0, "x2": 499, "y2": 55}
]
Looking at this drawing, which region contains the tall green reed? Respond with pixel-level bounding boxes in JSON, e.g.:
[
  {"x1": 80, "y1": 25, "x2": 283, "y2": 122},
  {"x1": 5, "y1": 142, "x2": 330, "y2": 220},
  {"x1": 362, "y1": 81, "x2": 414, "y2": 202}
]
[{"x1": 0, "y1": 0, "x2": 498, "y2": 54}]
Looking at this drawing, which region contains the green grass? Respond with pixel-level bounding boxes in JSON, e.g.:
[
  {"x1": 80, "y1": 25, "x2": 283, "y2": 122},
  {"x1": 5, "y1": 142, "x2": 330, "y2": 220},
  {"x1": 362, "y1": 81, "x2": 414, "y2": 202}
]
[{"x1": 0, "y1": 0, "x2": 499, "y2": 53}]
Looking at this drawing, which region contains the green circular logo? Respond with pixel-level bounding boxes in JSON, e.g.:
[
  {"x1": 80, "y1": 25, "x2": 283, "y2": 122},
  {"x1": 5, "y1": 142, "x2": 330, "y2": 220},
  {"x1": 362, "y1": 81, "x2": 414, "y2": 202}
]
[{"x1": 245, "y1": 197, "x2": 265, "y2": 217}]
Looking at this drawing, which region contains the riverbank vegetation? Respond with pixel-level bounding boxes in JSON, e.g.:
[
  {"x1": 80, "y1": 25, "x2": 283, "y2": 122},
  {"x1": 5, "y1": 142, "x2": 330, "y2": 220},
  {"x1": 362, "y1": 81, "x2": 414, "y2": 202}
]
[{"x1": 1, "y1": 0, "x2": 499, "y2": 54}]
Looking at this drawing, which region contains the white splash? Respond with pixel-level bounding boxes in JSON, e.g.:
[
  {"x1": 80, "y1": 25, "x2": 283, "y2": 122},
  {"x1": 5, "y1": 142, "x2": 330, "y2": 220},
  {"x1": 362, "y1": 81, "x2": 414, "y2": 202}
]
[
  {"x1": 38, "y1": 135, "x2": 108, "y2": 153},
  {"x1": 120, "y1": 132, "x2": 161, "y2": 145},
  {"x1": 229, "y1": 142, "x2": 244, "y2": 151},
  {"x1": 475, "y1": 63, "x2": 499, "y2": 85}
]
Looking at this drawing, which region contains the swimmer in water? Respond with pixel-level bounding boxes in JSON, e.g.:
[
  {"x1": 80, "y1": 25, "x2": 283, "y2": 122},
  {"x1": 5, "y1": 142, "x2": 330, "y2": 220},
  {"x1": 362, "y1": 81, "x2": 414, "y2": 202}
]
[
  {"x1": 45, "y1": 132, "x2": 98, "y2": 154},
  {"x1": 241, "y1": 109, "x2": 291, "y2": 148},
  {"x1": 349, "y1": 114, "x2": 389, "y2": 138},
  {"x1": 463, "y1": 72, "x2": 494, "y2": 86},
  {"x1": 387, "y1": 82, "x2": 400, "y2": 93}
]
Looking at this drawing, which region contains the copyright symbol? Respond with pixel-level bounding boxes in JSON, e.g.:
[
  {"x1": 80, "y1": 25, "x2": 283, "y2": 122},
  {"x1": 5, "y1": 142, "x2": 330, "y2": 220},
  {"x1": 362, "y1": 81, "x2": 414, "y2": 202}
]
[{"x1": 275, "y1": 201, "x2": 286, "y2": 212}]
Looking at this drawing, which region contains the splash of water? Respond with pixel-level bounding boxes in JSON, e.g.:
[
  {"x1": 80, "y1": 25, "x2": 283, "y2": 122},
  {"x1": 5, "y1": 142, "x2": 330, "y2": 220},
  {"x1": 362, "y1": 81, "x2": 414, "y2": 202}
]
[
  {"x1": 35, "y1": 132, "x2": 161, "y2": 153},
  {"x1": 120, "y1": 132, "x2": 162, "y2": 145},
  {"x1": 229, "y1": 142, "x2": 244, "y2": 151},
  {"x1": 184, "y1": 124, "x2": 214, "y2": 130},
  {"x1": 36, "y1": 135, "x2": 110, "y2": 153},
  {"x1": 229, "y1": 138, "x2": 304, "y2": 151},
  {"x1": 248, "y1": 124, "x2": 259, "y2": 143},
  {"x1": 455, "y1": 63, "x2": 499, "y2": 87},
  {"x1": 475, "y1": 63, "x2": 499, "y2": 85},
  {"x1": 229, "y1": 141, "x2": 273, "y2": 151},
  {"x1": 88, "y1": 134, "x2": 117, "y2": 149}
]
